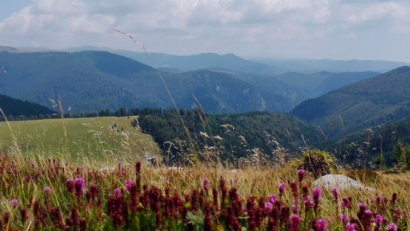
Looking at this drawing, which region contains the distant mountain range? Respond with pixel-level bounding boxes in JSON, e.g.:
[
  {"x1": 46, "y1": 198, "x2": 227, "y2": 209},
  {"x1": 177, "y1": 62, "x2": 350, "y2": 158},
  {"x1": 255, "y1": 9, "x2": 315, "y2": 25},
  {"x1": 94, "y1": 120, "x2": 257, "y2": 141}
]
[
  {"x1": 0, "y1": 50, "x2": 295, "y2": 114},
  {"x1": 250, "y1": 58, "x2": 410, "y2": 73},
  {"x1": 1, "y1": 45, "x2": 404, "y2": 115},
  {"x1": 64, "y1": 46, "x2": 288, "y2": 76},
  {"x1": 64, "y1": 46, "x2": 409, "y2": 74},
  {"x1": 292, "y1": 66, "x2": 410, "y2": 135}
]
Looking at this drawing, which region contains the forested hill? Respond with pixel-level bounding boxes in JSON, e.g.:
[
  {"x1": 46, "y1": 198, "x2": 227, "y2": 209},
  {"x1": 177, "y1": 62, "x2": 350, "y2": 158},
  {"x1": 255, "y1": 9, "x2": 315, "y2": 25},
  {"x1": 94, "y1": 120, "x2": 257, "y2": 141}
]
[
  {"x1": 292, "y1": 66, "x2": 410, "y2": 135},
  {"x1": 0, "y1": 94, "x2": 55, "y2": 119},
  {"x1": 320, "y1": 114, "x2": 410, "y2": 169},
  {"x1": 0, "y1": 51, "x2": 295, "y2": 114},
  {"x1": 139, "y1": 109, "x2": 323, "y2": 162}
]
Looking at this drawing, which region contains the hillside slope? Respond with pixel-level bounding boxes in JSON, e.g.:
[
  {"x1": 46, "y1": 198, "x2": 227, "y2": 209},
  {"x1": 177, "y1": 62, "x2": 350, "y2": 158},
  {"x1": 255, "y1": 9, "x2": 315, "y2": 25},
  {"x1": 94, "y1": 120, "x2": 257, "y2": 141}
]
[
  {"x1": 269, "y1": 71, "x2": 380, "y2": 99},
  {"x1": 139, "y1": 110, "x2": 322, "y2": 161},
  {"x1": 320, "y1": 114, "x2": 410, "y2": 169},
  {"x1": 0, "y1": 94, "x2": 55, "y2": 119},
  {"x1": 0, "y1": 51, "x2": 295, "y2": 114},
  {"x1": 0, "y1": 116, "x2": 159, "y2": 159},
  {"x1": 292, "y1": 66, "x2": 410, "y2": 134}
]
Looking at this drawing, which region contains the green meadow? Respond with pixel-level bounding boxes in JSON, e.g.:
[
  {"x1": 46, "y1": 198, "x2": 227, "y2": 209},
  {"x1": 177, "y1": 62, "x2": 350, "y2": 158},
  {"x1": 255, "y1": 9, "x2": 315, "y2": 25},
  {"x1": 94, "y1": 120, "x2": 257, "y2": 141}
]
[{"x1": 0, "y1": 116, "x2": 159, "y2": 162}]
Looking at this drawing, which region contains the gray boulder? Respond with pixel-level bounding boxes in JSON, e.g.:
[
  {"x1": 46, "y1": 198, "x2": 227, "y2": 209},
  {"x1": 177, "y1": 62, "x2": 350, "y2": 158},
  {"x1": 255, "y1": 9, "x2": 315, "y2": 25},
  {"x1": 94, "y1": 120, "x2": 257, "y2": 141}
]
[{"x1": 312, "y1": 174, "x2": 375, "y2": 191}]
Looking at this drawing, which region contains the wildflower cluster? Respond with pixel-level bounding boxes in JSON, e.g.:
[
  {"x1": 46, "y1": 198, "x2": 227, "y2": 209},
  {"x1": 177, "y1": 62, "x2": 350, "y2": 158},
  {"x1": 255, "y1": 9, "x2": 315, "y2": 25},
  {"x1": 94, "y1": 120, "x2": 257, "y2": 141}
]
[{"x1": 0, "y1": 155, "x2": 408, "y2": 230}]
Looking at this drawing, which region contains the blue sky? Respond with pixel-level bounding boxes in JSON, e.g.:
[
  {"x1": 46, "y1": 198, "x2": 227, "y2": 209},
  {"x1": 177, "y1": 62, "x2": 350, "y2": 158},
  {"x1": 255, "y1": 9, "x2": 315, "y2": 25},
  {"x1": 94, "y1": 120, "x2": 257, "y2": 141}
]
[{"x1": 0, "y1": 0, "x2": 410, "y2": 62}]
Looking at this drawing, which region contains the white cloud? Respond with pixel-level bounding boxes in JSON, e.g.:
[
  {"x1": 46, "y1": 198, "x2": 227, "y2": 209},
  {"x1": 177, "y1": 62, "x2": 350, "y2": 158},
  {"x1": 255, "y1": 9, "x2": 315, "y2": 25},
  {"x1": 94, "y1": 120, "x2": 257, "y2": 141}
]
[
  {"x1": 343, "y1": 33, "x2": 356, "y2": 39},
  {"x1": 0, "y1": 0, "x2": 410, "y2": 62},
  {"x1": 345, "y1": 2, "x2": 410, "y2": 24},
  {"x1": 390, "y1": 24, "x2": 410, "y2": 33}
]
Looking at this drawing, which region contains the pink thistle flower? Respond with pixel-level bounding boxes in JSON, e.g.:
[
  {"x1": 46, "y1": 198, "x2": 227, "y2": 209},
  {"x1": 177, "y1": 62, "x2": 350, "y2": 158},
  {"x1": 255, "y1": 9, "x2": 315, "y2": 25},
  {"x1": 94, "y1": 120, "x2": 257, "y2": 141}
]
[
  {"x1": 290, "y1": 181, "x2": 298, "y2": 197},
  {"x1": 268, "y1": 194, "x2": 276, "y2": 204},
  {"x1": 303, "y1": 196, "x2": 314, "y2": 210},
  {"x1": 264, "y1": 202, "x2": 273, "y2": 215},
  {"x1": 331, "y1": 187, "x2": 339, "y2": 198},
  {"x1": 113, "y1": 188, "x2": 121, "y2": 197},
  {"x1": 312, "y1": 187, "x2": 322, "y2": 203},
  {"x1": 375, "y1": 214, "x2": 383, "y2": 227},
  {"x1": 74, "y1": 177, "x2": 86, "y2": 194},
  {"x1": 99, "y1": 174, "x2": 103, "y2": 178},
  {"x1": 118, "y1": 162, "x2": 122, "y2": 170},
  {"x1": 346, "y1": 223, "x2": 357, "y2": 231},
  {"x1": 315, "y1": 219, "x2": 327, "y2": 231},
  {"x1": 121, "y1": 171, "x2": 126, "y2": 176},
  {"x1": 24, "y1": 175, "x2": 29, "y2": 180},
  {"x1": 290, "y1": 214, "x2": 301, "y2": 231},
  {"x1": 44, "y1": 187, "x2": 51, "y2": 194},
  {"x1": 203, "y1": 178, "x2": 209, "y2": 191},
  {"x1": 66, "y1": 179, "x2": 75, "y2": 192},
  {"x1": 338, "y1": 214, "x2": 348, "y2": 224},
  {"x1": 387, "y1": 223, "x2": 397, "y2": 231},
  {"x1": 10, "y1": 199, "x2": 19, "y2": 207},
  {"x1": 376, "y1": 194, "x2": 381, "y2": 204},
  {"x1": 358, "y1": 203, "x2": 367, "y2": 212},
  {"x1": 125, "y1": 179, "x2": 132, "y2": 193},
  {"x1": 297, "y1": 169, "x2": 305, "y2": 182},
  {"x1": 278, "y1": 183, "x2": 286, "y2": 196}
]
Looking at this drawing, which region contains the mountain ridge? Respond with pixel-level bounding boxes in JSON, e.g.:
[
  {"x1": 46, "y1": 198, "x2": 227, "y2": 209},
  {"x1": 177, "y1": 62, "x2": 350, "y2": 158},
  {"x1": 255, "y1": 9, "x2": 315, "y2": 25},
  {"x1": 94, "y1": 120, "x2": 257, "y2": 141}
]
[{"x1": 292, "y1": 66, "x2": 410, "y2": 135}]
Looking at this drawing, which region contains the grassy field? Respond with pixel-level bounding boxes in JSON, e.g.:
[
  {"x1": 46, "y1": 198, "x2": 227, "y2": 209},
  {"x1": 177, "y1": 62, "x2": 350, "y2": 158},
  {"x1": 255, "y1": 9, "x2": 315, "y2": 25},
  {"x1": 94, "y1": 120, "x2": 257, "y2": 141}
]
[{"x1": 0, "y1": 116, "x2": 159, "y2": 162}]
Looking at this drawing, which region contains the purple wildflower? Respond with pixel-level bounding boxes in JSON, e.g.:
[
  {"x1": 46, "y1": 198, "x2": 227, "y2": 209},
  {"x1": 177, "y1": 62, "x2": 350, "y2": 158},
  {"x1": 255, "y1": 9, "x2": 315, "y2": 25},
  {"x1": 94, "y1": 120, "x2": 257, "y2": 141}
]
[
  {"x1": 290, "y1": 214, "x2": 301, "y2": 231},
  {"x1": 264, "y1": 202, "x2": 273, "y2": 215},
  {"x1": 121, "y1": 171, "x2": 126, "y2": 176},
  {"x1": 125, "y1": 179, "x2": 132, "y2": 193},
  {"x1": 358, "y1": 203, "x2": 367, "y2": 212},
  {"x1": 315, "y1": 219, "x2": 327, "y2": 231},
  {"x1": 268, "y1": 194, "x2": 276, "y2": 204},
  {"x1": 118, "y1": 162, "x2": 122, "y2": 170},
  {"x1": 24, "y1": 175, "x2": 29, "y2": 180},
  {"x1": 297, "y1": 169, "x2": 305, "y2": 182},
  {"x1": 376, "y1": 194, "x2": 381, "y2": 204},
  {"x1": 278, "y1": 183, "x2": 286, "y2": 196},
  {"x1": 313, "y1": 187, "x2": 322, "y2": 203},
  {"x1": 331, "y1": 187, "x2": 339, "y2": 198},
  {"x1": 74, "y1": 177, "x2": 86, "y2": 194},
  {"x1": 44, "y1": 187, "x2": 51, "y2": 194},
  {"x1": 203, "y1": 178, "x2": 209, "y2": 190},
  {"x1": 114, "y1": 188, "x2": 121, "y2": 197},
  {"x1": 346, "y1": 223, "x2": 357, "y2": 231},
  {"x1": 10, "y1": 199, "x2": 19, "y2": 207},
  {"x1": 375, "y1": 214, "x2": 383, "y2": 227},
  {"x1": 387, "y1": 223, "x2": 398, "y2": 231},
  {"x1": 338, "y1": 214, "x2": 348, "y2": 224},
  {"x1": 304, "y1": 196, "x2": 314, "y2": 210}
]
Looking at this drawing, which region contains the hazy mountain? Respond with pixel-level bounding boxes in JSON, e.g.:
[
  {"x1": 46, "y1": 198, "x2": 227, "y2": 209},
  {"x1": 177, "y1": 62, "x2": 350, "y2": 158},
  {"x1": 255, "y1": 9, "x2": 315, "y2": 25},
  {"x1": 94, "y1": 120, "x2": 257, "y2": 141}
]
[
  {"x1": 251, "y1": 58, "x2": 410, "y2": 73},
  {"x1": 292, "y1": 66, "x2": 410, "y2": 135},
  {"x1": 65, "y1": 46, "x2": 288, "y2": 75},
  {"x1": 271, "y1": 71, "x2": 380, "y2": 100},
  {"x1": 215, "y1": 71, "x2": 310, "y2": 106},
  {"x1": 0, "y1": 94, "x2": 55, "y2": 118},
  {"x1": 0, "y1": 50, "x2": 295, "y2": 114}
]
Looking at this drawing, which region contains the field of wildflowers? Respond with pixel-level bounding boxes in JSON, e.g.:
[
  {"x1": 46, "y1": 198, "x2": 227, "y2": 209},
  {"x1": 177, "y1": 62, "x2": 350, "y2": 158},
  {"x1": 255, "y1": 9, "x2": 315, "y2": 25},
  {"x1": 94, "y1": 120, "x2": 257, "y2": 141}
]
[{"x1": 1, "y1": 153, "x2": 409, "y2": 231}]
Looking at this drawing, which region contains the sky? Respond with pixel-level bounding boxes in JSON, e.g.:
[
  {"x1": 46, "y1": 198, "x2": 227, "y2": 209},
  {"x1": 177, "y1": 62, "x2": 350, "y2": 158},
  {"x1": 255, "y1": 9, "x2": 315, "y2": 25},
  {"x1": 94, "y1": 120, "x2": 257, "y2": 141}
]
[{"x1": 0, "y1": 0, "x2": 409, "y2": 62}]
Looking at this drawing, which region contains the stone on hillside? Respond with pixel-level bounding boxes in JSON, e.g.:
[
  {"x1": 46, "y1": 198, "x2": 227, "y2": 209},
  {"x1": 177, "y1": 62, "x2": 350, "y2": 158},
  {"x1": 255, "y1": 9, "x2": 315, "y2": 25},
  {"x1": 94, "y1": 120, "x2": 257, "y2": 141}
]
[{"x1": 312, "y1": 174, "x2": 375, "y2": 191}]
